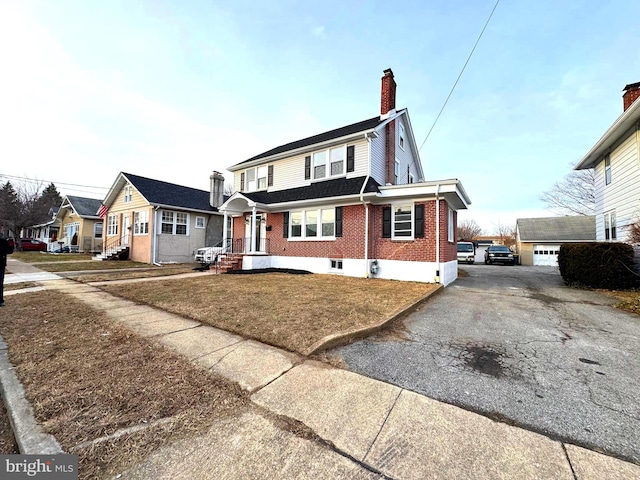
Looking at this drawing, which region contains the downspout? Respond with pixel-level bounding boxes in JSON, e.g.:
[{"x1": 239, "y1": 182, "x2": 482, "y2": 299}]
[
  {"x1": 435, "y1": 184, "x2": 441, "y2": 283},
  {"x1": 152, "y1": 206, "x2": 161, "y2": 266},
  {"x1": 360, "y1": 132, "x2": 373, "y2": 278}
]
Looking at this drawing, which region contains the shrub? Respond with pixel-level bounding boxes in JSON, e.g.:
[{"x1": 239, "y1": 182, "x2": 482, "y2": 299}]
[{"x1": 558, "y1": 243, "x2": 636, "y2": 290}]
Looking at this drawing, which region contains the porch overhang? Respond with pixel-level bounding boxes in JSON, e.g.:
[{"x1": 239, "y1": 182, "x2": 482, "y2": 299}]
[
  {"x1": 220, "y1": 193, "x2": 271, "y2": 216},
  {"x1": 375, "y1": 179, "x2": 471, "y2": 210}
]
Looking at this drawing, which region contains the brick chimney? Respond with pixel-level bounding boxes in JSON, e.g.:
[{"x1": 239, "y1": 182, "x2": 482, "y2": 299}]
[
  {"x1": 623, "y1": 82, "x2": 640, "y2": 111},
  {"x1": 381, "y1": 68, "x2": 396, "y2": 116},
  {"x1": 209, "y1": 171, "x2": 225, "y2": 208},
  {"x1": 381, "y1": 69, "x2": 397, "y2": 184}
]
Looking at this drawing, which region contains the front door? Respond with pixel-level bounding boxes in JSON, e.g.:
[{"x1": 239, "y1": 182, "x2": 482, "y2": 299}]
[
  {"x1": 122, "y1": 215, "x2": 130, "y2": 245},
  {"x1": 244, "y1": 214, "x2": 266, "y2": 252}
]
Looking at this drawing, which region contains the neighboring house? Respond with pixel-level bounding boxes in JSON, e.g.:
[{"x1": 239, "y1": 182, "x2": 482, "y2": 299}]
[
  {"x1": 219, "y1": 69, "x2": 471, "y2": 285},
  {"x1": 21, "y1": 207, "x2": 60, "y2": 251},
  {"x1": 99, "y1": 172, "x2": 227, "y2": 264},
  {"x1": 516, "y1": 216, "x2": 596, "y2": 266},
  {"x1": 575, "y1": 82, "x2": 640, "y2": 242},
  {"x1": 56, "y1": 196, "x2": 103, "y2": 252}
]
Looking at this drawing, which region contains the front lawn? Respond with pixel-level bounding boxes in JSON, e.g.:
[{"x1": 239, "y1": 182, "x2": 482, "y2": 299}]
[
  {"x1": 73, "y1": 264, "x2": 201, "y2": 282},
  {"x1": 0, "y1": 291, "x2": 249, "y2": 478},
  {"x1": 600, "y1": 290, "x2": 640, "y2": 316},
  {"x1": 38, "y1": 260, "x2": 152, "y2": 272},
  {"x1": 102, "y1": 273, "x2": 436, "y2": 353},
  {"x1": 10, "y1": 252, "x2": 94, "y2": 263}
]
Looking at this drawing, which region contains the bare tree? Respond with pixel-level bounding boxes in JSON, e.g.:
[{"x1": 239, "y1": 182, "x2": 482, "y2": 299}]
[
  {"x1": 541, "y1": 169, "x2": 595, "y2": 216},
  {"x1": 457, "y1": 218, "x2": 483, "y2": 241},
  {"x1": 493, "y1": 220, "x2": 516, "y2": 249},
  {"x1": 224, "y1": 183, "x2": 235, "y2": 196}
]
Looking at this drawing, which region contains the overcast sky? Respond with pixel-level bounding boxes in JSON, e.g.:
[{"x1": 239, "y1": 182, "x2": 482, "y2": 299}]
[{"x1": 1, "y1": 0, "x2": 639, "y2": 233}]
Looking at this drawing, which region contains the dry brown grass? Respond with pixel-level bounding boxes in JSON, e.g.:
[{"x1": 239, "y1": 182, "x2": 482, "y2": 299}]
[
  {"x1": 0, "y1": 401, "x2": 18, "y2": 454},
  {"x1": 599, "y1": 289, "x2": 640, "y2": 316},
  {"x1": 102, "y1": 273, "x2": 436, "y2": 353},
  {"x1": 74, "y1": 264, "x2": 200, "y2": 283},
  {"x1": 0, "y1": 291, "x2": 249, "y2": 479},
  {"x1": 38, "y1": 260, "x2": 151, "y2": 272},
  {"x1": 4, "y1": 282, "x2": 40, "y2": 291},
  {"x1": 10, "y1": 252, "x2": 94, "y2": 263}
]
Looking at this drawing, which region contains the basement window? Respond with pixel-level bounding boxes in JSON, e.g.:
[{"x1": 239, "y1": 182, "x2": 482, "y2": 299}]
[{"x1": 330, "y1": 259, "x2": 343, "y2": 271}]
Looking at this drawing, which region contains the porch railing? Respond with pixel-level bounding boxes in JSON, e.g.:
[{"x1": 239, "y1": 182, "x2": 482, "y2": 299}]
[{"x1": 242, "y1": 237, "x2": 270, "y2": 254}]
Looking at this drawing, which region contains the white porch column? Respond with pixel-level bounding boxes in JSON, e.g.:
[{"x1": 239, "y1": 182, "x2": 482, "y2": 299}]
[
  {"x1": 250, "y1": 206, "x2": 257, "y2": 253},
  {"x1": 222, "y1": 211, "x2": 228, "y2": 252}
]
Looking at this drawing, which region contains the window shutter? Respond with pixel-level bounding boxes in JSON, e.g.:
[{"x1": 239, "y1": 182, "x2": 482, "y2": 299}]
[
  {"x1": 240, "y1": 172, "x2": 245, "y2": 192},
  {"x1": 382, "y1": 207, "x2": 391, "y2": 238},
  {"x1": 268, "y1": 165, "x2": 274, "y2": 186},
  {"x1": 335, "y1": 207, "x2": 343, "y2": 237},
  {"x1": 283, "y1": 212, "x2": 289, "y2": 238},
  {"x1": 304, "y1": 156, "x2": 311, "y2": 180},
  {"x1": 414, "y1": 204, "x2": 424, "y2": 238},
  {"x1": 346, "y1": 146, "x2": 355, "y2": 172}
]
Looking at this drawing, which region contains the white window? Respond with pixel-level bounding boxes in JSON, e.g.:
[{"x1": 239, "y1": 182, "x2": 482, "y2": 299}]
[
  {"x1": 394, "y1": 160, "x2": 400, "y2": 184},
  {"x1": 330, "y1": 259, "x2": 343, "y2": 270},
  {"x1": 246, "y1": 169, "x2": 256, "y2": 191},
  {"x1": 134, "y1": 210, "x2": 149, "y2": 235},
  {"x1": 94, "y1": 223, "x2": 103, "y2": 239},
  {"x1": 330, "y1": 147, "x2": 345, "y2": 176},
  {"x1": 313, "y1": 151, "x2": 327, "y2": 179},
  {"x1": 257, "y1": 166, "x2": 268, "y2": 190},
  {"x1": 604, "y1": 155, "x2": 611, "y2": 185},
  {"x1": 161, "y1": 211, "x2": 189, "y2": 235},
  {"x1": 243, "y1": 166, "x2": 268, "y2": 192},
  {"x1": 604, "y1": 211, "x2": 616, "y2": 240},
  {"x1": 290, "y1": 208, "x2": 337, "y2": 240},
  {"x1": 195, "y1": 216, "x2": 205, "y2": 229},
  {"x1": 448, "y1": 208, "x2": 454, "y2": 242},
  {"x1": 107, "y1": 214, "x2": 118, "y2": 236},
  {"x1": 123, "y1": 185, "x2": 132, "y2": 203},
  {"x1": 392, "y1": 204, "x2": 413, "y2": 239},
  {"x1": 409, "y1": 173, "x2": 414, "y2": 184},
  {"x1": 399, "y1": 123, "x2": 406, "y2": 150}
]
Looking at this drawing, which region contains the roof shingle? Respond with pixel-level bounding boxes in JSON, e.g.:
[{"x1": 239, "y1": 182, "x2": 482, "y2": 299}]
[
  {"x1": 517, "y1": 216, "x2": 596, "y2": 242},
  {"x1": 66, "y1": 196, "x2": 103, "y2": 217},
  {"x1": 122, "y1": 173, "x2": 217, "y2": 212}
]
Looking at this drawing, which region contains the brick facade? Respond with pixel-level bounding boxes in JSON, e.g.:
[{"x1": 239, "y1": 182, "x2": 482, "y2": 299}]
[{"x1": 233, "y1": 199, "x2": 457, "y2": 263}]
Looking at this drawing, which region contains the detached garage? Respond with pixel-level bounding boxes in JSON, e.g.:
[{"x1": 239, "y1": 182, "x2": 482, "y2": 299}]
[{"x1": 516, "y1": 216, "x2": 596, "y2": 266}]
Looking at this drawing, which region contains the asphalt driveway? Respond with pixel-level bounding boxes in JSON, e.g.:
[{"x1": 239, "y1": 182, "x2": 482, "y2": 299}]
[{"x1": 328, "y1": 265, "x2": 640, "y2": 464}]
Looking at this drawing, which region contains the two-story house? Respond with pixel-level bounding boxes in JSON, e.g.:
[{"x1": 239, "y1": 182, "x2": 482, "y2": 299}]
[
  {"x1": 219, "y1": 69, "x2": 471, "y2": 285},
  {"x1": 575, "y1": 82, "x2": 640, "y2": 242}
]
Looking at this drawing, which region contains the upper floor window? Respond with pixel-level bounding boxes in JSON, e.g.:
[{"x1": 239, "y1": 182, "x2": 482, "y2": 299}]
[
  {"x1": 394, "y1": 160, "x2": 400, "y2": 184},
  {"x1": 312, "y1": 146, "x2": 347, "y2": 180},
  {"x1": 399, "y1": 123, "x2": 406, "y2": 150},
  {"x1": 123, "y1": 185, "x2": 132, "y2": 203},
  {"x1": 604, "y1": 211, "x2": 616, "y2": 240},
  {"x1": 243, "y1": 165, "x2": 269, "y2": 192},
  {"x1": 604, "y1": 155, "x2": 611, "y2": 185}
]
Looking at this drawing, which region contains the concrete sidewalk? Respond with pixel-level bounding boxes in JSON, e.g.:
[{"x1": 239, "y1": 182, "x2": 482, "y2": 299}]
[
  {"x1": 4, "y1": 258, "x2": 62, "y2": 284},
  {"x1": 2, "y1": 262, "x2": 640, "y2": 479}
]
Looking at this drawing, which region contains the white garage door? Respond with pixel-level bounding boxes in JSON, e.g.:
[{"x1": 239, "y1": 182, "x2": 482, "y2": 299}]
[{"x1": 533, "y1": 245, "x2": 560, "y2": 266}]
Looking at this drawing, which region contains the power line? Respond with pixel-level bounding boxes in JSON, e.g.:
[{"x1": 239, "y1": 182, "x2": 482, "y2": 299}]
[
  {"x1": 418, "y1": 0, "x2": 500, "y2": 152},
  {"x1": 0, "y1": 173, "x2": 109, "y2": 191}
]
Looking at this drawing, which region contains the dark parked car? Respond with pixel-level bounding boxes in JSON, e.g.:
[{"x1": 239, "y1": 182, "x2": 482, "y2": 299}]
[
  {"x1": 9, "y1": 238, "x2": 48, "y2": 252},
  {"x1": 484, "y1": 245, "x2": 515, "y2": 265}
]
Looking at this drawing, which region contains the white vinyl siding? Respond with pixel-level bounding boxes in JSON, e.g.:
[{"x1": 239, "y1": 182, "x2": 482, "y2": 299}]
[
  {"x1": 594, "y1": 131, "x2": 640, "y2": 241},
  {"x1": 394, "y1": 118, "x2": 420, "y2": 184},
  {"x1": 370, "y1": 130, "x2": 386, "y2": 185}
]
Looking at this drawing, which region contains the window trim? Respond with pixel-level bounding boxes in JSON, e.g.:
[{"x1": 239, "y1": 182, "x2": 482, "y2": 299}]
[
  {"x1": 604, "y1": 211, "x2": 616, "y2": 240},
  {"x1": 604, "y1": 154, "x2": 611, "y2": 185},
  {"x1": 160, "y1": 210, "x2": 189, "y2": 236},
  {"x1": 330, "y1": 259, "x2": 344, "y2": 271},
  {"x1": 107, "y1": 214, "x2": 118, "y2": 237},
  {"x1": 94, "y1": 222, "x2": 103, "y2": 239},
  {"x1": 309, "y1": 145, "x2": 348, "y2": 181},
  {"x1": 399, "y1": 122, "x2": 406, "y2": 150},
  {"x1": 391, "y1": 203, "x2": 414, "y2": 240},
  {"x1": 133, "y1": 210, "x2": 149, "y2": 235},
  {"x1": 448, "y1": 208, "x2": 455, "y2": 243},
  {"x1": 195, "y1": 216, "x2": 206, "y2": 229},
  {"x1": 123, "y1": 185, "x2": 133, "y2": 203},
  {"x1": 394, "y1": 159, "x2": 400, "y2": 184},
  {"x1": 288, "y1": 207, "x2": 337, "y2": 241}
]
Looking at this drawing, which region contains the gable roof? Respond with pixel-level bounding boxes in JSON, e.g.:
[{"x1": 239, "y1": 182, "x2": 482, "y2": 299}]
[
  {"x1": 230, "y1": 115, "x2": 385, "y2": 169},
  {"x1": 63, "y1": 196, "x2": 102, "y2": 218},
  {"x1": 575, "y1": 94, "x2": 640, "y2": 170},
  {"x1": 517, "y1": 216, "x2": 596, "y2": 242},
  {"x1": 104, "y1": 172, "x2": 226, "y2": 214},
  {"x1": 238, "y1": 176, "x2": 380, "y2": 205}
]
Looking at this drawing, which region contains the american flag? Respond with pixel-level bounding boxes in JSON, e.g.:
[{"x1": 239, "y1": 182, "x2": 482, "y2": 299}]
[{"x1": 98, "y1": 204, "x2": 108, "y2": 218}]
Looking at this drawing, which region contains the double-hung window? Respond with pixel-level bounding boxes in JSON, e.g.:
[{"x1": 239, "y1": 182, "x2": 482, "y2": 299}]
[
  {"x1": 310, "y1": 146, "x2": 347, "y2": 180},
  {"x1": 195, "y1": 216, "x2": 205, "y2": 229},
  {"x1": 399, "y1": 123, "x2": 406, "y2": 150},
  {"x1": 604, "y1": 155, "x2": 611, "y2": 185},
  {"x1": 604, "y1": 211, "x2": 616, "y2": 240},
  {"x1": 393, "y1": 204, "x2": 413, "y2": 239},
  {"x1": 124, "y1": 185, "x2": 132, "y2": 203},
  {"x1": 329, "y1": 147, "x2": 345, "y2": 176},
  {"x1": 394, "y1": 160, "x2": 400, "y2": 184},
  {"x1": 244, "y1": 166, "x2": 269, "y2": 191},
  {"x1": 290, "y1": 208, "x2": 336, "y2": 239},
  {"x1": 107, "y1": 214, "x2": 118, "y2": 236},
  {"x1": 313, "y1": 151, "x2": 327, "y2": 179},
  {"x1": 94, "y1": 223, "x2": 103, "y2": 239},
  {"x1": 448, "y1": 208, "x2": 455, "y2": 242},
  {"x1": 161, "y1": 211, "x2": 189, "y2": 235},
  {"x1": 134, "y1": 210, "x2": 149, "y2": 235}
]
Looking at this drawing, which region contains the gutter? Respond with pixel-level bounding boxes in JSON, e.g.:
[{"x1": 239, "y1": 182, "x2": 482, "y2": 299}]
[{"x1": 435, "y1": 184, "x2": 441, "y2": 283}]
